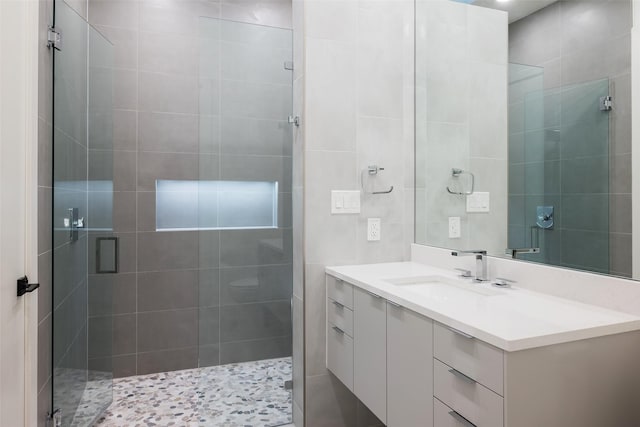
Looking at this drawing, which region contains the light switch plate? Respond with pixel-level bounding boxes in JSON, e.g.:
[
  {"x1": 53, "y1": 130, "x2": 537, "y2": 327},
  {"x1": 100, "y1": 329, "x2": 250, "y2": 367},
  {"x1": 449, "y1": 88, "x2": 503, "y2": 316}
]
[
  {"x1": 466, "y1": 192, "x2": 490, "y2": 213},
  {"x1": 331, "y1": 190, "x2": 361, "y2": 214}
]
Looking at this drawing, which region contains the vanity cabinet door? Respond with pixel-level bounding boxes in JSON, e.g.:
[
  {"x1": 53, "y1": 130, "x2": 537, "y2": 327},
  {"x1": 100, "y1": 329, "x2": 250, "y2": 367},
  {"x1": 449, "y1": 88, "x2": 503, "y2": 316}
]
[
  {"x1": 387, "y1": 303, "x2": 434, "y2": 427},
  {"x1": 354, "y1": 287, "x2": 387, "y2": 423}
]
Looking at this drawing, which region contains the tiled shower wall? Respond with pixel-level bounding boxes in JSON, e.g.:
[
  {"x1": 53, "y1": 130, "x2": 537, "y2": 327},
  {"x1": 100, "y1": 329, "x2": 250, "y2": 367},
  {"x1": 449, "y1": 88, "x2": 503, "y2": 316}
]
[
  {"x1": 85, "y1": 0, "x2": 294, "y2": 377},
  {"x1": 296, "y1": 0, "x2": 415, "y2": 425},
  {"x1": 38, "y1": 0, "x2": 297, "y2": 425},
  {"x1": 509, "y1": 0, "x2": 633, "y2": 276}
]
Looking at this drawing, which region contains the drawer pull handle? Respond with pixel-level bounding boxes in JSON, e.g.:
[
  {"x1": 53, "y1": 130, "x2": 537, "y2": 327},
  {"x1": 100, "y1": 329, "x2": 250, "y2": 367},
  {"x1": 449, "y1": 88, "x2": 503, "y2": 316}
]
[
  {"x1": 332, "y1": 301, "x2": 344, "y2": 309},
  {"x1": 364, "y1": 289, "x2": 383, "y2": 299},
  {"x1": 387, "y1": 300, "x2": 402, "y2": 308},
  {"x1": 332, "y1": 326, "x2": 345, "y2": 335},
  {"x1": 448, "y1": 368, "x2": 477, "y2": 384},
  {"x1": 448, "y1": 326, "x2": 474, "y2": 339},
  {"x1": 448, "y1": 410, "x2": 477, "y2": 427}
]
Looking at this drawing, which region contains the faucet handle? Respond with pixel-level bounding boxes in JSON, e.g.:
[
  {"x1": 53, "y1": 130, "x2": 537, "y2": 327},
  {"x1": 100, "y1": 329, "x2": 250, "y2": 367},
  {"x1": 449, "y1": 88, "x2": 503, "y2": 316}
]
[
  {"x1": 455, "y1": 268, "x2": 472, "y2": 278},
  {"x1": 493, "y1": 277, "x2": 516, "y2": 288}
]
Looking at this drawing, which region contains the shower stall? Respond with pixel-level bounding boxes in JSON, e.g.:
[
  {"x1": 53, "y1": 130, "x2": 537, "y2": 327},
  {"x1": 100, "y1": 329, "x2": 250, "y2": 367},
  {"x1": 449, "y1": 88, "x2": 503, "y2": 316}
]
[
  {"x1": 51, "y1": 0, "x2": 294, "y2": 425},
  {"x1": 508, "y1": 63, "x2": 612, "y2": 274}
]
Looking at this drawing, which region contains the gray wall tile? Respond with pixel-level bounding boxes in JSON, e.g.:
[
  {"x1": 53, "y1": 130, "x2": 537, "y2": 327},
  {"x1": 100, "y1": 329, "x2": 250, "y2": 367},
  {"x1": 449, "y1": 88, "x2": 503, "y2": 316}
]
[
  {"x1": 137, "y1": 151, "x2": 199, "y2": 191},
  {"x1": 199, "y1": 306, "x2": 220, "y2": 346},
  {"x1": 199, "y1": 268, "x2": 221, "y2": 308},
  {"x1": 610, "y1": 194, "x2": 632, "y2": 234},
  {"x1": 137, "y1": 231, "x2": 199, "y2": 271},
  {"x1": 112, "y1": 109, "x2": 137, "y2": 151},
  {"x1": 113, "y1": 191, "x2": 137, "y2": 232},
  {"x1": 94, "y1": 26, "x2": 138, "y2": 69},
  {"x1": 220, "y1": 265, "x2": 292, "y2": 305},
  {"x1": 137, "y1": 308, "x2": 198, "y2": 352},
  {"x1": 137, "y1": 347, "x2": 198, "y2": 375},
  {"x1": 219, "y1": 228, "x2": 292, "y2": 267},
  {"x1": 220, "y1": 335, "x2": 292, "y2": 364},
  {"x1": 138, "y1": 269, "x2": 198, "y2": 311},
  {"x1": 138, "y1": 72, "x2": 198, "y2": 114},
  {"x1": 89, "y1": 0, "x2": 139, "y2": 30},
  {"x1": 88, "y1": 273, "x2": 137, "y2": 316},
  {"x1": 220, "y1": 301, "x2": 291, "y2": 342},
  {"x1": 610, "y1": 232, "x2": 632, "y2": 277},
  {"x1": 113, "y1": 69, "x2": 138, "y2": 110},
  {"x1": 138, "y1": 112, "x2": 199, "y2": 153},
  {"x1": 199, "y1": 345, "x2": 220, "y2": 367},
  {"x1": 139, "y1": 31, "x2": 198, "y2": 76}
]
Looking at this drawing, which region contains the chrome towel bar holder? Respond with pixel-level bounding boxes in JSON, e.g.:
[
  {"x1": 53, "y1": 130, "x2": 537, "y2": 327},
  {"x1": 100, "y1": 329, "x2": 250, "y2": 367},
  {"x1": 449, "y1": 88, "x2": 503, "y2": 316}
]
[
  {"x1": 446, "y1": 168, "x2": 475, "y2": 195},
  {"x1": 362, "y1": 165, "x2": 394, "y2": 195}
]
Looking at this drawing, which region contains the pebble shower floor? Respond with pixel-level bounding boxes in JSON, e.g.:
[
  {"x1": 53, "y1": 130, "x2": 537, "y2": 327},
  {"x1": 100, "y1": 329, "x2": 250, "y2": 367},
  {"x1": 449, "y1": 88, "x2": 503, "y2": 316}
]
[{"x1": 86, "y1": 357, "x2": 292, "y2": 427}]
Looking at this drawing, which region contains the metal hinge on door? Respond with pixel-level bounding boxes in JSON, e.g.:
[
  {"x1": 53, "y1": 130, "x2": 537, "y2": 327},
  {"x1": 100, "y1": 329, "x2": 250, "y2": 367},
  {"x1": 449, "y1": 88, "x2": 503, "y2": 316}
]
[
  {"x1": 599, "y1": 96, "x2": 613, "y2": 111},
  {"x1": 47, "y1": 26, "x2": 62, "y2": 51},
  {"x1": 49, "y1": 409, "x2": 62, "y2": 427}
]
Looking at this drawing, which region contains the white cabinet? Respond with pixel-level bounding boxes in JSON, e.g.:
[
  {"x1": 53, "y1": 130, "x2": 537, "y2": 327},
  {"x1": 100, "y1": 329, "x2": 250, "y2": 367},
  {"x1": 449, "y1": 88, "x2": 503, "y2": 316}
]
[
  {"x1": 433, "y1": 359, "x2": 503, "y2": 427},
  {"x1": 387, "y1": 303, "x2": 433, "y2": 427},
  {"x1": 434, "y1": 323, "x2": 503, "y2": 396},
  {"x1": 327, "y1": 321, "x2": 354, "y2": 391},
  {"x1": 354, "y1": 287, "x2": 387, "y2": 423},
  {"x1": 326, "y1": 273, "x2": 640, "y2": 427},
  {"x1": 326, "y1": 277, "x2": 354, "y2": 392}
]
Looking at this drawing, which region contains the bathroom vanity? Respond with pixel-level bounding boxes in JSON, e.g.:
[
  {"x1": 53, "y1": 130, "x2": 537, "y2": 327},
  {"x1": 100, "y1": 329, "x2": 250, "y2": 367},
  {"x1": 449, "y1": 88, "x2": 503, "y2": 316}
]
[{"x1": 325, "y1": 262, "x2": 640, "y2": 427}]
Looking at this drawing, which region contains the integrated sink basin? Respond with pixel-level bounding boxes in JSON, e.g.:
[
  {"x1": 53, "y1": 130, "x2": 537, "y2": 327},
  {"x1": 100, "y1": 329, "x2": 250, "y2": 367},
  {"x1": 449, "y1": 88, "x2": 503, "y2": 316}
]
[{"x1": 384, "y1": 275, "x2": 503, "y2": 297}]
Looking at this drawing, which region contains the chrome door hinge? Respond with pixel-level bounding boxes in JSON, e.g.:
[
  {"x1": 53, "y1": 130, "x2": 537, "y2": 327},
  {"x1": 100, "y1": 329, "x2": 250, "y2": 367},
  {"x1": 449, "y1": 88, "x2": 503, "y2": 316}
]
[
  {"x1": 49, "y1": 409, "x2": 62, "y2": 427},
  {"x1": 288, "y1": 115, "x2": 300, "y2": 127},
  {"x1": 47, "y1": 26, "x2": 62, "y2": 51},
  {"x1": 600, "y1": 95, "x2": 613, "y2": 111}
]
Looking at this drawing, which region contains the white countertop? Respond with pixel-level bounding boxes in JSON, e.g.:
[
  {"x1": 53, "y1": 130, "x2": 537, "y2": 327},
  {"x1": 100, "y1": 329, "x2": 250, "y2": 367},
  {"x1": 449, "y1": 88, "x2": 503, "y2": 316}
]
[{"x1": 326, "y1": 262, "x2": 640, "y2": 352}]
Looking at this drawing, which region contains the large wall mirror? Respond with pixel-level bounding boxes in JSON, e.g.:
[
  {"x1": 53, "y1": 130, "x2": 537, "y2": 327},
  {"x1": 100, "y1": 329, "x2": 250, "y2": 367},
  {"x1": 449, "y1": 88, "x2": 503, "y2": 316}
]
[{"x1": 415, "y1": 0, "x2": 635, "y2": 278}]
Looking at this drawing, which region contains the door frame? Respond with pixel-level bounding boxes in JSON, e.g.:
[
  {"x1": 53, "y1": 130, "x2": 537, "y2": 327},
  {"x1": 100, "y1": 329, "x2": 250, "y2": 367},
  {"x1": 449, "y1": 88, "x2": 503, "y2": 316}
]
[{"x1": 0, "y1": 0, "x2": 40, "y2": 425}]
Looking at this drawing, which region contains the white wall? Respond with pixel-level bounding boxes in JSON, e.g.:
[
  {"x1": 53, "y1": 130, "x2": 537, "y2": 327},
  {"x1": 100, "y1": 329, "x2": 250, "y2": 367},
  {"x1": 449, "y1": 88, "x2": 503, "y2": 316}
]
[
  {"x1": 299, "y1": 0, "x2": 414, "y2": 424},
  {"x1": 415, "y1": 0, "x2": 508, "y2": 256}
]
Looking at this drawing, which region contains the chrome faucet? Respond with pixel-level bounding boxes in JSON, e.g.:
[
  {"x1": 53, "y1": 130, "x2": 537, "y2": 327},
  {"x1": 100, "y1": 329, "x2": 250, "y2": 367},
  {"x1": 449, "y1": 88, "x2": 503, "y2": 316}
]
[{"x1": 451, "y1": 250, "x2": 488, "y2": 282}]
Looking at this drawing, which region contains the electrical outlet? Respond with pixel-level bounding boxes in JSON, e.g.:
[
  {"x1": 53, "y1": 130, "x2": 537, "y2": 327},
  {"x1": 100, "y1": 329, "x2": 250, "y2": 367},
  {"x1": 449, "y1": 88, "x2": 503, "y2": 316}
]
[
  {"x1": 448, "y1": 216, "x2": 461, "y2": 239},
  {"x1": 367, "y1": 218, "x2": 381, "y2": 241}
]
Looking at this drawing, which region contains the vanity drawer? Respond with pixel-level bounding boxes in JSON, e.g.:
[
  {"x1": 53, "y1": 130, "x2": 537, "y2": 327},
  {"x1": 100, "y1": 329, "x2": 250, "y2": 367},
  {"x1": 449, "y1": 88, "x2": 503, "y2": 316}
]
[
  {"x1": 434, "y1": 397, "x2": 477, "y2": 427},
  {"x1": 434, "y1": 359, "x2": 503, "y2": 427},
  {"x1": 327, "y1": 275, "x2": 354, "y2": 309},
  {"x1": 434, "y1": 322, "x2": 504, "y2": 395},
  {"x1": 328, "y1": 298, "x2": 354, "y2": 337},
  {"x1": 327, "y1": 322, "x2": 354, "y2": 392}
]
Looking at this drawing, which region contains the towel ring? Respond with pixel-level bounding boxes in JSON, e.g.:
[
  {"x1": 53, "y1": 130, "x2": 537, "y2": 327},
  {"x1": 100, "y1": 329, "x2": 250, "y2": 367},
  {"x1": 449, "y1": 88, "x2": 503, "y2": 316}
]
[{"x1": 446, "y1": 168, "x2": 474, "y2": 196}]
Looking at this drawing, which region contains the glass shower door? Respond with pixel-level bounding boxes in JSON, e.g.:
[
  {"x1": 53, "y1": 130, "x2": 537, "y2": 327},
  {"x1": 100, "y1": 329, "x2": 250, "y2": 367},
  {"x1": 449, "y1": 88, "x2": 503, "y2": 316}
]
[
  {"x1": 508, "y1": 64, "x2": 610, "y2": 273},
  {"x1": 196, "y1": 17, "x2": 294, "y2": 426},
  {"x1": 52, "y1": 1, "x2": 114, "y2": 425}
]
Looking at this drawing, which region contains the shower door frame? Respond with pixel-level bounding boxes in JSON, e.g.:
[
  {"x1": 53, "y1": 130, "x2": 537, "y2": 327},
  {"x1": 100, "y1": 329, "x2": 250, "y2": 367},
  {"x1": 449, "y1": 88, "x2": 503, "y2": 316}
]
[{"x1": 0, "y1": 0, "x2": 40, "y2": 425}]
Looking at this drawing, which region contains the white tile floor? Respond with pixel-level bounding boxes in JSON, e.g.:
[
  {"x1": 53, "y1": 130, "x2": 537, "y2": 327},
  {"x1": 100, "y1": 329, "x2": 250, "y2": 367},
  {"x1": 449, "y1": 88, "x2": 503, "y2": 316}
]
[{"x1": 90, "y1": 357, "x2": 292, "y2": 427}]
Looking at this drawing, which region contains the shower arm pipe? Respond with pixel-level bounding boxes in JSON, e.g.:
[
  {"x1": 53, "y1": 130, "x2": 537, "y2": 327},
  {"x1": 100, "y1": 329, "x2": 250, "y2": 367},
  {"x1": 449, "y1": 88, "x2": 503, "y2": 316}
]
[{"x1": 446, "y1": 168, "x2": 474, "y2": 196}]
